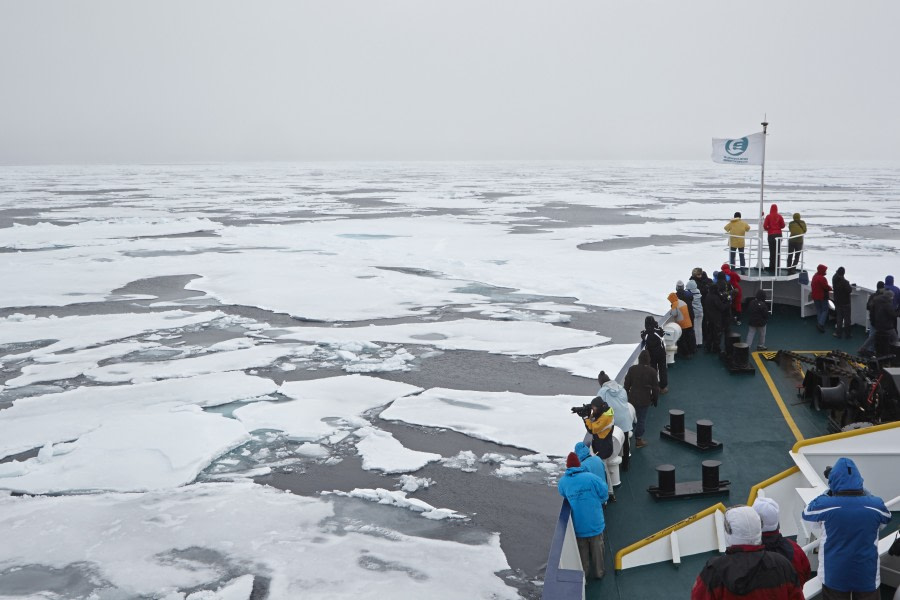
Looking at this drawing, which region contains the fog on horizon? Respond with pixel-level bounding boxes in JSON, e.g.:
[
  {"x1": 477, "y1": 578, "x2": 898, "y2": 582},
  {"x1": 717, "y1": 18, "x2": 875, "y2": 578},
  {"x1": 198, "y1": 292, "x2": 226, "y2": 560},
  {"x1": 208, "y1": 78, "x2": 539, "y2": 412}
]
[{"x1": 1, "y1": 1, "x2": 898, "y2": 165}]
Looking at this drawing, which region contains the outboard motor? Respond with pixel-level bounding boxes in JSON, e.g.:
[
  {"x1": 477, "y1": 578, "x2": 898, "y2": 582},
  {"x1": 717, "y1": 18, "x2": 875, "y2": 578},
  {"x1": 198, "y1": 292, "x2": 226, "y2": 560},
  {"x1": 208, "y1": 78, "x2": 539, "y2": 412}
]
[{"x1": 663, "y1": 322, "x2": 682, "y2": 365}]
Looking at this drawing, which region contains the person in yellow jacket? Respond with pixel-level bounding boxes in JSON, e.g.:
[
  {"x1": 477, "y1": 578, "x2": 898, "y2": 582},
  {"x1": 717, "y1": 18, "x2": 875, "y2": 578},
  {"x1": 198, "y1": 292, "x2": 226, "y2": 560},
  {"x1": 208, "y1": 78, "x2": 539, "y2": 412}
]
[
  {"x1": 668, "y1": 291, "x2": 696, "y2": 357},
  {"x1": 787, "y1": 212, "x2": 807, "y2": 272},
  {"x1": 724, "y1": 211, "x2": 751, "y2": 273},
  {"x1": 582, "y1": 397, "x2": 615, "y2": 460}
]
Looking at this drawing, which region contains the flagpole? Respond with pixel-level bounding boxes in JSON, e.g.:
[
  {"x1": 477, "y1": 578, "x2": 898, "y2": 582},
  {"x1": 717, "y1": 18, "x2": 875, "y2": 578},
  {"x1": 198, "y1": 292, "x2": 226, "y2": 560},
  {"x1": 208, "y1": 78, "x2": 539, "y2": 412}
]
[{"x1": 757, "y1": 119, "x2": 768, "y2": 271}]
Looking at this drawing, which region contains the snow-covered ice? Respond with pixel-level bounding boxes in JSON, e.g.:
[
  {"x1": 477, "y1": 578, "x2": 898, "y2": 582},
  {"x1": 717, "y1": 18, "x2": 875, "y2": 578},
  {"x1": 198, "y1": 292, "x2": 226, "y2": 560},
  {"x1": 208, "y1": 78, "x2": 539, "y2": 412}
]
[
  {"x1": 280, "y1": 319, "x2": 608, "y2": 355},
  {"x1": 539, "y1": 343, "x2": 640, "y2": 379},
  {"x1": 382, "y1": 388, "x2": 585, "y2": 456},
  {"x1": 0, "y1": 481, "x2": 515, "y2": 598},
  {"x1": 234, "y1": 375, "x2": 422, "y2": 441},
  {"x1": 0, "y1": 372, "x2": 276, "y2": 460},
  {"x1": 354, "y1": 426, "x2": 442, "y2": 473}
]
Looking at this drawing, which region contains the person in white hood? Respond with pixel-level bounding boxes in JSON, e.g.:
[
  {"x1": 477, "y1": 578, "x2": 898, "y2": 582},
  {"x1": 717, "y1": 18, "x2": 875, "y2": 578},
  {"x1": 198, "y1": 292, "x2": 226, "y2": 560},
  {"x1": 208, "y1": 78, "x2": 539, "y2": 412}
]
[{"x1": 685, "y1": 279, "x2": 703, "y2": 345}]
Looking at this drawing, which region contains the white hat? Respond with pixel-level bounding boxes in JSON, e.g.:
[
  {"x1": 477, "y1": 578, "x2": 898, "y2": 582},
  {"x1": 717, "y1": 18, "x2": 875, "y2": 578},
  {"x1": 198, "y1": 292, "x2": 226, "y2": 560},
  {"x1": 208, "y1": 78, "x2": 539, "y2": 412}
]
[
  {"x1": 752, "y1": 497, "x2": 780, "y2": 533},
  {"x1": 724, "y1": 505, "x2": 762, "y2": 547}
]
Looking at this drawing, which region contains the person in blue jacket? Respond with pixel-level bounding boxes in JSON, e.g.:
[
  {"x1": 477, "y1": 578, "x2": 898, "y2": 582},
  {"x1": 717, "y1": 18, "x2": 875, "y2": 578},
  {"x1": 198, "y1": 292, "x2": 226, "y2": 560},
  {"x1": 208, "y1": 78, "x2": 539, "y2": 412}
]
[
  {"x1": 558, "y1": 451, "x2": 609, "y2": 579},
  {"x1": 802, "y1": 457, "x2": 891, "y2": 599},
  {"x1": 574, "y1": 441, "x2": 607, "y2": 487}
]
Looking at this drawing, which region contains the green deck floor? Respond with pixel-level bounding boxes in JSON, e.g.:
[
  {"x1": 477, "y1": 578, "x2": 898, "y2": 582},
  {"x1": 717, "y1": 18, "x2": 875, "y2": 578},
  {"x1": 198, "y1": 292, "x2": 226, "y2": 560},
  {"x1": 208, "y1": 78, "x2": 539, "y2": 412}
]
[{"x1": 582, "y1": 307, "x2": 898, "y2": 599}]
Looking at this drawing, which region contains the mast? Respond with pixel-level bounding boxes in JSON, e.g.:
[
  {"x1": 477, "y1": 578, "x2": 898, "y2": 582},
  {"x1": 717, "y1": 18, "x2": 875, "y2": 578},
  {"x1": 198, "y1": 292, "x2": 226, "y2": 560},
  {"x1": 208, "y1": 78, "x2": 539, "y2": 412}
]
[{"x1": 757, "y1": 118, "x2": 768, "y2": 270}]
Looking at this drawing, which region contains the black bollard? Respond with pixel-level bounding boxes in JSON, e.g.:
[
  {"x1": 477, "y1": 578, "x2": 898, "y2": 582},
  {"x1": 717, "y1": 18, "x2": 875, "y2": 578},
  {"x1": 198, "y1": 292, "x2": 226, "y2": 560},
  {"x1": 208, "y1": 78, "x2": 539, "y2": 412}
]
[
  {"x1": 701, "y1": 460, "x2": 723, "y2": 491},
  {"x1": 696, "y1": 420, "x2": 713, "y2": 448},
  {"x1": 656, "y1": 464, "x2": 676, "y2": 496},
  {"x1": 724, "y1": 332, "x2": 741, "y2": 359},
  {"x1": 732, "y1": 343, "x2": 750, "y2": 368},
  {"x1": 668, "y1": 410, "x2": 685, "y2": 438}
]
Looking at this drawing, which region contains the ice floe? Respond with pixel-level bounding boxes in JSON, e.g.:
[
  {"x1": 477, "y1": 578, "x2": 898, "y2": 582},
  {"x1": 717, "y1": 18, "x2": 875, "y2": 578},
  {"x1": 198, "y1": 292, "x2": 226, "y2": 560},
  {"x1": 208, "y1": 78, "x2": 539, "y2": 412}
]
[
  {"x1": 538, "y1": 343, "x2": 640, "y2": 379},
  {"x1": 381, "y1": 388, "x2": 585, "y2": 457},
  {"x1": 85, "y1": 343, "x2": 310, "y2": 383},
  {"x1": 280, "y1": 319, "x2": 607, "y2": 355},
  {"x1": 0, "y1": 372, "x2": 277, "y2": 460},
  {"x1": 354, "y1": 426, "x2": 442, "y2": 474},
  {"x1": 234, "y1": 375, "x2": 422, "y2": 441},
  {"x1": 1, "y1": 409, "x2": 250, "y2": 493},
  {"x1": 0, "y1": 310, "x2": 224, "y2": 361},
  {"x1": 0, "y1": 481, "x2": 516, "y2": 598},
  {"x1": 330, "y1": 487, "x2": 466, "y2": 521}
]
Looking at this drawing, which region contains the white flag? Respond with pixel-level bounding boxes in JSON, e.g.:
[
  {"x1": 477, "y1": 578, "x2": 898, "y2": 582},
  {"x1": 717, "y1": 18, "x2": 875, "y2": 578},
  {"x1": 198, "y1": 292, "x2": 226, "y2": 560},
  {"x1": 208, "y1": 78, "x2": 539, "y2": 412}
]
[{"x1": 711, "y1": 132, "x2": 765, "y2": 165}]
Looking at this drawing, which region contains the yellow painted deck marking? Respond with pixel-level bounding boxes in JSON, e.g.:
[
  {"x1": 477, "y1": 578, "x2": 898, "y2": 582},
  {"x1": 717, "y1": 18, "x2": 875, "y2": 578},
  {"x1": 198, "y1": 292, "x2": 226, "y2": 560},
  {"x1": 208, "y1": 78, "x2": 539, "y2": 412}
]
[{"x1": 752, "y1": 351, "x2": 804, "y2": 442}]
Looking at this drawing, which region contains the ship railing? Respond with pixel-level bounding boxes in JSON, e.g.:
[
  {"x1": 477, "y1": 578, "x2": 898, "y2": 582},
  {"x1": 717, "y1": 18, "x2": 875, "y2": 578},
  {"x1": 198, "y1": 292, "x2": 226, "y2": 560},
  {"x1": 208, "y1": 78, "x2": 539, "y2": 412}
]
[
  {"x1": 544, "y1": 315, "x2": 673, "y2": 598},
  {"x1": 723, "y1": 231, "x2": 806, "y2": 279},
  {"x1": 542, "y1": 499, "x2": 586, "y2": 600},
  {"x1": 721, "y1": 231, "x2": 876, "y2": 328}
]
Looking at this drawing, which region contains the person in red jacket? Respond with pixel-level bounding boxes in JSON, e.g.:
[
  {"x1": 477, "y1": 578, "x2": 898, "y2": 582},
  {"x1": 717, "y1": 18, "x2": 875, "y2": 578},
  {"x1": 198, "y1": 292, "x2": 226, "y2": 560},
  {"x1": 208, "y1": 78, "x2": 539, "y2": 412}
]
[
  {"x1": 763, "y1": 204, "x2": 786, "y2": 273},
  {"x1": 810, "y1": 264, "x2": 832, "y2": 333},
  {"x1": 753, "y1": 498, "x2": 812, "y2": 585},
  {"x1": 721, "y1": 264, "x2": 743, "y2": 325},
  {"x1": 692, "y1": 505, "x2": 803, "y2": 600}
]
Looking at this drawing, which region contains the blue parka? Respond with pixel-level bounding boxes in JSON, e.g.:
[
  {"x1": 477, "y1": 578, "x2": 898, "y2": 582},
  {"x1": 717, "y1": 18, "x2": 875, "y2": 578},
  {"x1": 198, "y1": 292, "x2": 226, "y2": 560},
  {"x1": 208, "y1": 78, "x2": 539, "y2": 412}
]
[
  {"x1": 575, "y1": 442, "x2": 607, "y2": 486},
  {"x1": 557, "y1": 466, "x2": 609, "y2": 538},
  {"x1": 802, "y1": 457, "x2": 891, "y2": 592}
]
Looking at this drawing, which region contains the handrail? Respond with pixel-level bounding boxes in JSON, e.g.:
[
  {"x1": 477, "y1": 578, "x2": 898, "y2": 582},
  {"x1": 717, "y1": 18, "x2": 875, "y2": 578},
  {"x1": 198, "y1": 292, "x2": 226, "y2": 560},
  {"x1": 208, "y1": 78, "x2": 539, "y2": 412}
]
[
  {"x1": 614, "y1": 502, "x2": 727, "y2": 570},
  {"x1": 791, "y1": 420, "x2": 900, "y2": 453},
  {"x1": 541, "y1": 499, "x2": 585, "y2": 600}
]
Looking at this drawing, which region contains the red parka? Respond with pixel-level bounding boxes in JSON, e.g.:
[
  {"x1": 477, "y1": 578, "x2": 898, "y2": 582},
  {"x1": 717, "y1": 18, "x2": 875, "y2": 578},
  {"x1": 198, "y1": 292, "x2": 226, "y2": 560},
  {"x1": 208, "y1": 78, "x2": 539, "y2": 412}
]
[
  {"x1": 761, "y1": 531, "x2": 812, "y2": 585},
  {"x1": 691, "y1": 545, "x2": 804, "y2": 600},
  {"x1": 763, "y1": 204, "x2": 785, "y2": 236},
  {"x1": 810, "y1": 264, "x2": 831, "y2": 301}
]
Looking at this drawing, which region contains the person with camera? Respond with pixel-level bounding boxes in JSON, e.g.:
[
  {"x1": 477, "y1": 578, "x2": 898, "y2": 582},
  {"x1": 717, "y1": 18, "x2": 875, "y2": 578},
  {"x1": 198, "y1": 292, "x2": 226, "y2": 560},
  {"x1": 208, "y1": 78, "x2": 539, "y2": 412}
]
[
  {"x1": 802, "y1": 457, "x2": 891, "y2": 600},
  {"x1": 691, "y1": 505, "x2": 803, "y2": 600},
  {"x1": 557, "y1": 451, "x2": 609, "y2": 579},
  {"x1": 572, "y1": 397, "x2": 615, "y2": 461},
  {"x1": 640, "y1": 316, "x2": 668, "y2": 394}
]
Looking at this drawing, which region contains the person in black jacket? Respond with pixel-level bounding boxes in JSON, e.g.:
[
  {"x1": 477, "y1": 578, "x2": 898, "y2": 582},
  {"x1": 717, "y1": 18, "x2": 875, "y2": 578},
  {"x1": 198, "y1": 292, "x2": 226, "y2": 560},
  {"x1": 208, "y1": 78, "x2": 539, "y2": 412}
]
[
  {"x1": 704, "y1": 280, "x2": 731, "y2": 354},
  {"x1": 859, "y1": 286, "x2": 899, "y2": 356},
  {"x1": 640, "y1": 316, "x2": 668, "y2": 393},
  {"x1": 745, "y1": 289, "x2": 770, "y2": 351},
  {"x1": 623, "y1": 349, "x2": 659, "y2": 448},
  {"x1": 831, "y1": 267, "x2": 853, "y2": 339}
]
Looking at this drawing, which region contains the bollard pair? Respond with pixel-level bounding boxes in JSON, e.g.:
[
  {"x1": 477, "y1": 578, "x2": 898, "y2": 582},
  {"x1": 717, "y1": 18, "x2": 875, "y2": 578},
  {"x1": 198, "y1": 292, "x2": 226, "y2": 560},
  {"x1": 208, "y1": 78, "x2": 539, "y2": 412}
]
[
  {"x1": 661, "y1": 409, "x2": 722, "y2": 451},
  {"x1": 648, "y1": 460, "x2": 730, "y2": 500}
]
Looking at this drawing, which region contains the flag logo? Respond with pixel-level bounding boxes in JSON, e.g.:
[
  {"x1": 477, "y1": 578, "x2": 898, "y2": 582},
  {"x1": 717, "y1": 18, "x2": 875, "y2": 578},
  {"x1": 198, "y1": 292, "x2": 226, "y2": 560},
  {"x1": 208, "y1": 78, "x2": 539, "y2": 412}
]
[
  {"x1": 725, "y1": 137, "x2": 749, "y2": 157},
  {"x1": 712, "y1": 132, "x2": 764, "y2": 165}
]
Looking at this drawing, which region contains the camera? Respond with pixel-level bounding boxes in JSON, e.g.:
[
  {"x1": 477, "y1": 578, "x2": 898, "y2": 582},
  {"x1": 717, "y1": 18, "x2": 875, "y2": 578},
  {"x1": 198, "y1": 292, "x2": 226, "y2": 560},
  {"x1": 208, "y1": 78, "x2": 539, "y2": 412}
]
[{"x1": 571, "y1": 404, "x2": 592, "y2": 418}]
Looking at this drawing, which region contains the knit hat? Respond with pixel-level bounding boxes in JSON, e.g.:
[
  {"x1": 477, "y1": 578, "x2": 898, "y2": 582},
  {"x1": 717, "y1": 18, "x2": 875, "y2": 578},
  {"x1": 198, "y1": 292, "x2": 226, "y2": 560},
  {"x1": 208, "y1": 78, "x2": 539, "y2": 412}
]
[
  {"x1": 752, "y1": 498, "x2": 780, "y2": 532},
  {"x1": 676, "y1": 280, "x2": 685, "y2": 290},
  {"x1": 724, "y1": 505, "x2": 762, "y2": 547},
  {"x1": 566, "y1": 452, "x2": 581, "y2": 468}
]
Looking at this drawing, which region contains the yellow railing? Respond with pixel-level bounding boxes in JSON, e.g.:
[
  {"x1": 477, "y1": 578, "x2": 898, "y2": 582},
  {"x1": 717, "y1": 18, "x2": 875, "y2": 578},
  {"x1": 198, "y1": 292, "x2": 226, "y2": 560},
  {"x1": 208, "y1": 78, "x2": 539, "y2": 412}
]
[
  {"x1": 745, "y1": 466, "x2": 800, "y2": 505},
  {"x1": 614, "y1": 502, "x2": 727, "y2": 570},
  {"x1": 791, "y1": 420, "x2": 900, "y2": 453}
]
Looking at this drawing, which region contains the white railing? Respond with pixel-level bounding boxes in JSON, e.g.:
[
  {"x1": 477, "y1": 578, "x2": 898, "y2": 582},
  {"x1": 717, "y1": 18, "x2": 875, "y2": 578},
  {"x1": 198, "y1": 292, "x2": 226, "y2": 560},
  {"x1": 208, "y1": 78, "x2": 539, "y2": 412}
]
[{"x1": 723, "y1": 232, "x2": 806, "y2": 278}]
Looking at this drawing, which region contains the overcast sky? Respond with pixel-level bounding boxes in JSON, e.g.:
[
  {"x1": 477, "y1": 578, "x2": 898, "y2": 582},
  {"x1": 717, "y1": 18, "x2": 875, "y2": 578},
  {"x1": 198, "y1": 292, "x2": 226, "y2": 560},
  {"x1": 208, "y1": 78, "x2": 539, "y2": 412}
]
[{"x1": 1, "y1": 1, "x2": 898, "y2": 164}]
